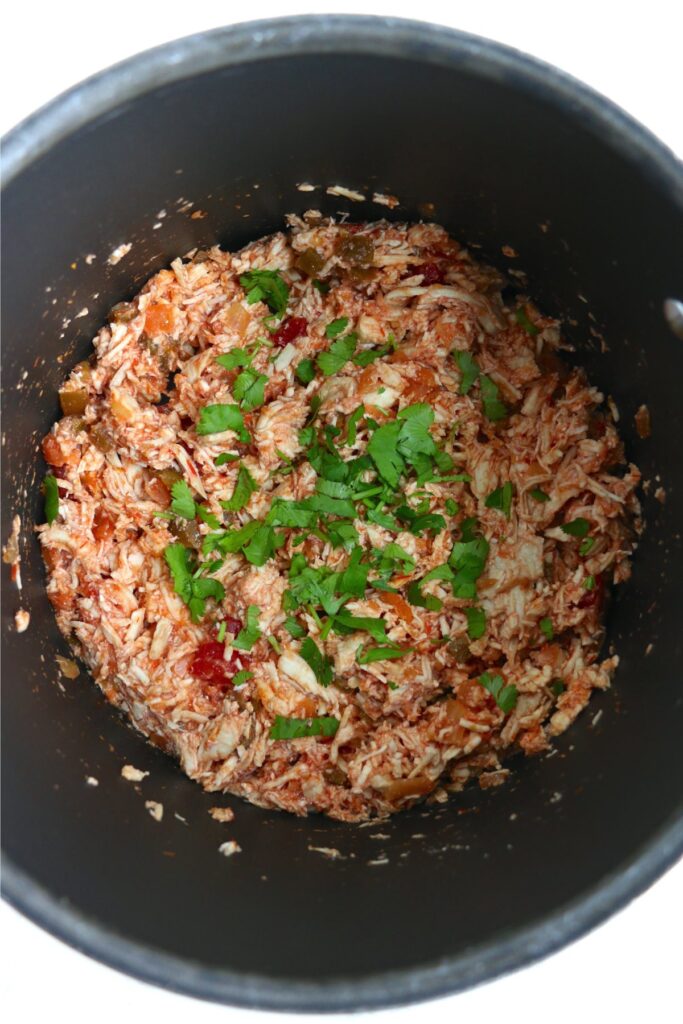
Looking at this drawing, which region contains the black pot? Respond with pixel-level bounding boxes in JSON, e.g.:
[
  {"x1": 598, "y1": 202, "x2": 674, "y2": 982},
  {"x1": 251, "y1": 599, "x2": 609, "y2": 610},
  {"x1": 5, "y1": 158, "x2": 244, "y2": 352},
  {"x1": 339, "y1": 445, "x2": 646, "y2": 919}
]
[{"x1": 2, "y1": 16, "x2": 682, "y2": 1013}]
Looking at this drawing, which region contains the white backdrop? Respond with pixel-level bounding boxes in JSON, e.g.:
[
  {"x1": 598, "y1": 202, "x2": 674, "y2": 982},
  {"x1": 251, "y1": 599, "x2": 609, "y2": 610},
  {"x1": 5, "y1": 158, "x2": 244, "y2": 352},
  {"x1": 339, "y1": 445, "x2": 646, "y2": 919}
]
[{"x1": 2, "y1": 2, "x2": 681, "y2": 1022}]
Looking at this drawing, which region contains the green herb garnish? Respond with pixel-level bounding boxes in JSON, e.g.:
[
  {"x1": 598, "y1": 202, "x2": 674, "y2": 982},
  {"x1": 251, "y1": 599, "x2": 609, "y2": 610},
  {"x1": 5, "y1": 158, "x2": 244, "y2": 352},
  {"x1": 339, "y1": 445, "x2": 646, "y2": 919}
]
[
  {"x1": 221, "y1": 465, "x2": 257, "y2": 513},
  {"x1": 170, "y1": 479, "x2": 196, "y2": 520},
  {"x1": 539, "y1": 617, "x2": 554, "y2": 641},
  {"x1": 233, "y1": 605, "x2": 262, "y2": 650},
  {"x1": 465, "y1": 606, "x2": 486, "y2": 640},
  {"x1": 479, "y1": 672, "x2": 518, "y2": 713},
  {"x1": 44, "y1": 474, "x2": 59, "y2": 524},
  {"x1": 239, "y1": 269, "x2": 289, "y2": 318},
  {"x1": 317, "y1": 333, "x2": 357, "y2": 376},
  {"x1": 295, "y1": 359, "x2": 315, "y2": 385},
  {"x1": 325, "y1": 316, "x2": 349, "y2": 339},
  {"x1": 562, "y1": 517, "x2": 590, "y2": 538},
  {"x1": 233, "y1": 368, "x2": 268, "y2": 411},
  {"x1": 514, "y1": 306, "x2": 540, "y2": 335},
  {"x1": 530, "y1": 487, "x2": 550, "y2": 502},
  {"x1": 269, "y1": 714, "x2": 339, "y2": 740},
  {"x1": 485, "y1": 481, "x2": 514, "y2": 518},
  {"x1": 197, "y1": 403, "x2": 250, "y2": 440},
  {"x1": 479, "y1": 374, "x2": 508, "y2": 421},
  {"x1": 452, "y1": 350, "x2": 479, "y2": 395},
  {"x1": 233, "y1": 669, "x2": 253, "y2": 687},
  {"x1": 300, "y1": 636, "x2": 334, "y2": 686},
  {"x1": 356, "y1": 644, "x2": 412, "y2": 665}
]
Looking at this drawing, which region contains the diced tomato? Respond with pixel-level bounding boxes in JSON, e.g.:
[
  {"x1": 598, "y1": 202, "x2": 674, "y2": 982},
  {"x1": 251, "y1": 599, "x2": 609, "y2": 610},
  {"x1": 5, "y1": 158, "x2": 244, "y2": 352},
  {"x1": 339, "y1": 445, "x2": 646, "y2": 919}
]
[
  {"x1": 190, "y1": 641, "x2": 242, "y2": 690},
  {"x1": 224, "y1": 617, "x2": 242, "y2": 635},
  {"x1": 272, "y1": 316, "x2": 308, "y2": 347},
  {"x1": 414, "y1": 262, "x2": 445, "y2": 285},
  {"x1": 144, "y1": 302, "x2": 175, "y2": 335}
]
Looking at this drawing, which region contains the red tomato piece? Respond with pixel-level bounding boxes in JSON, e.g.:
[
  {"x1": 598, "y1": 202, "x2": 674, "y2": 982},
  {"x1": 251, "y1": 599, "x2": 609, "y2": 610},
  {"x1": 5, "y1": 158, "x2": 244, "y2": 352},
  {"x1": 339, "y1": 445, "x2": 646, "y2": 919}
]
[{"x1": 272, "y1": 316, "x2": 308, "y2": 347}]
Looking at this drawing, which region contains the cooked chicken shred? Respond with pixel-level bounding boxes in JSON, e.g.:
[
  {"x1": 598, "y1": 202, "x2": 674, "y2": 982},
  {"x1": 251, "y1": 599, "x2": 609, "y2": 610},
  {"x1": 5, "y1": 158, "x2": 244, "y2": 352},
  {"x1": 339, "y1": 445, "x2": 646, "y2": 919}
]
[{"x1": 39, "y1": 217, "x2": 640, "y2": 821}]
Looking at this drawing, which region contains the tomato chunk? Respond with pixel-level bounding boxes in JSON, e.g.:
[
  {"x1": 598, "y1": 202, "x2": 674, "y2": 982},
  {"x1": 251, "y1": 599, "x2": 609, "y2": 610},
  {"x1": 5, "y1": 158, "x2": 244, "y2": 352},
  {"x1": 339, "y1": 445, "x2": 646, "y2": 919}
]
[
  {"x1": 190, "y1": 641, "x2": 241, "y2": 690},
  {"x1": 414, "y1": 262, "x2": 445, "y2": 285},
  {"x1": 272, "y1": 316, "x2": 307, "y2": 347}
]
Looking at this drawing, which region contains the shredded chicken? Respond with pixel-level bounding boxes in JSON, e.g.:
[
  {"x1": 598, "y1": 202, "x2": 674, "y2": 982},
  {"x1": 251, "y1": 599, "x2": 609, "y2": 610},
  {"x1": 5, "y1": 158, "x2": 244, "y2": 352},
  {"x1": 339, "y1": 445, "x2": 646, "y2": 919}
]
[{"x1": 39, "y1": 217, "x2": 641, "y2": 821}]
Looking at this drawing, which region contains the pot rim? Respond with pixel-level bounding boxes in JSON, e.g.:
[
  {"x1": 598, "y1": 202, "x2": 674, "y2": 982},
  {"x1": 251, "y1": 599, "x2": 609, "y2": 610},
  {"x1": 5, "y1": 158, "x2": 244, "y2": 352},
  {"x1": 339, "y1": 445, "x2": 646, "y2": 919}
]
[{"x1": 2, "y1": 14, "x2": 682, "y2": 1012}]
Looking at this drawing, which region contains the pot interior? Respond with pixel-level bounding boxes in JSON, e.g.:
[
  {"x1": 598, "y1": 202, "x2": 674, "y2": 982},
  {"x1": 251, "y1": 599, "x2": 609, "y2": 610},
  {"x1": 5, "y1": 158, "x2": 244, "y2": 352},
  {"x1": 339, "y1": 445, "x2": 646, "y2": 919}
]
[{"x1": 2, "y1": 36, "x2": 682, "y2": 1009}]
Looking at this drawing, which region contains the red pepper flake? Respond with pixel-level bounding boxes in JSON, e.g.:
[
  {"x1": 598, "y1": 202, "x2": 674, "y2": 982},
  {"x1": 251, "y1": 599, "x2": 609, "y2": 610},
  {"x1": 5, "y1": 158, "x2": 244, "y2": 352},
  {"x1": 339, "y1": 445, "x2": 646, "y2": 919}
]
[
  {"x1": 190, "y1": 641, "x2": 243, "y2": 690},
  {"x1": 272, "y1": 316, "x2": 308, "y2": 347}
]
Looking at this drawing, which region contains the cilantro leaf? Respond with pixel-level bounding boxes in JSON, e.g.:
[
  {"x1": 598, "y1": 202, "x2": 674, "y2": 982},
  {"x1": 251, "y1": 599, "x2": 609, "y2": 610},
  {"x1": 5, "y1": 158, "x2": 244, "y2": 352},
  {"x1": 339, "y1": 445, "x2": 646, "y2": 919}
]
[
  {"x1": 214, "y1": 451, "x2": 240, "y2": 467},
  {"x1": 333, "y1": 612, "x2": 389, "y2": 643},
  {"x1": 344, "y1": 404, "x2": 366, "y2": 446},
  {"x1": 452, "y1": 350, "x2": 479, "y2": 395},
  {"x1": 449, "y1": 524, "x2": 490, "y2": 599},
  {"x1": 216, "y1": 348, "x2": 252, "y2": 370},
  {"x1": 300, "y1": 636, "x2": 334, "y2": 686},
  {"x1": 352, "y1": 343, "x2": 391, "y2": 368},
  {"x1": 269, "y1": 714, "x2": 339, "y2": 740},
  {"x1": 579, "y1": 537, "x2": 595, "y2": 556},
  {"x1": 407, "y1": 577, "x2": 444, "y2": 612},
  {"x1": 164, "y1": 543, "x2": 193, "y2": 603},
  {"x1": 479, "y1": 375, "x2": 508, "y2": 421},
  {"x1": 266, "y1": 499, "x2": 318, "y2": 528},
  {"x1": 530, "y1": 487, "x2": 550, "y2": 502},
  {"x1": 44, "y1": 474, "x2": 59, "y2": 524},
  {"x1": 549, "y1": 679, "x2": 566, "y2": 697},
  {"x1": 304, "y1": 493, "x2": 357, "y2": 518},
  {"x1": 197, "y1": 403, "x2": 249, "y2": 439},
  {"x1": 295, "y1": 359, "x2": 315, "y2": 385},
  {"x1": 515, "y1": 306, "x2": 540, "y2": 336},
  {"x1": 317, "y1": 333, "x2": 357, "y2": 376},
  {"x1": 233, "y1": 605, "x2": 262, "y2": 650},
  {"x1": 395, "y1": 505, "x2": 446, "y2": 536},
  {"x1": 465, "y1": 606, "x2": 487, "y2": 640},
  {"x1": 338, "y1": 547, "x2": 369, "y2": 597},
  {"x1": 539, "y1": 617, "x2": 554, "y2": 641},
  {"x1": 239, "y1": 269, "x2": 289, "y2": 317},
  {"x1": 356, "y1": 644, "x2": 412, "y2": 665},
  {"x1": 197, "y1": 504, "x2": 221, "y2": 529},
  {"x1": 220, "y1": 465, "x2": 257, "y2": 513},
  {"x1": 479, "y1": 671, "x2": 518, "y2": 713},
  {"x1": 562, "y1": 517, "x2": 590, "y2": 538},
  {"x1": 170, "y1": 479, "x2": 196, "y2": 520},
  {"x1": 325, "y1": 316, "x2": 349, "y2": 338},
  {"x1": 233, "y1": 669, "x2": 253, "y2": 687},
  {"x1": 367, "y1": 420, "x2": 404, "y2": 489},
  {"x1": 233, "y1": 368, "x2": 268, "y2": 411},
  {"x1": 485, "y1": 481, "x2": 514, "y2": 518},
  {"x1": 242, "y1": 524, "x2": 278, "y2": 566},
  {"x1": 284, "y1": 616, "x2": 306, "y2": 639},
  {"x1": 445, "y1": 498, "x2": 459, "y2": 516}
]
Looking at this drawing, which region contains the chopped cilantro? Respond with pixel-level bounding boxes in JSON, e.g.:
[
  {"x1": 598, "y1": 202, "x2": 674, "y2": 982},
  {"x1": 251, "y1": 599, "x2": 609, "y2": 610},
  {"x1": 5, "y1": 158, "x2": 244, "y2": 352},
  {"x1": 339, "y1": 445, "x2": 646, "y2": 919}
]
[
  {"x1": 170, "y1": 479, "x2": 196, "y2": 520},
  {"x1": 356, "y1": 644, "x2": 412, "y2": 665},
  {"x1": 221, "y1": 465, "x2": 257, "y2": 513},
  {"x1": 197, "y1": 504, "x2": 221, "y2": 529},
  {"x1": 216, "y1": 621, "x2": 227, "y2": 643},
  {"x1": 233, "y1": 368, "x2": 268, "y2": 411},
  {"x1": 367, "y1": 420, "x2": 404, "y2": 488},
  {"x1": 395, "y1": 505, "x2": 446, "y2": 536},
  {"x1": 163, "y1": 543, "x2": 225, "y2": 622},
  {"x1": 579, "y1": 537, "x2": 596, "y2": 556},
  {"x1": 338, "y1": 546, "x2": 370, "y2": 596},
  {"x1": 530, "y1": 487, "x2": 550, "y2": 502},
  {"x1": 562, "y1": 517, "x2": 590, "y2": 538},
  {"x1": 242, "y1": 524, "x2": 278, "y2": 566},
  {"x1": 449, "y1": 521, "x2": 490, "y2": 599},
  {"x1": 266, "y1": 499, "x2": 317, "y2": 528},
  {"x1": 317, "y1": 333, "x2": 357, "y2": 376},
  {"x1": 549, "y1": 679, "x2": 566, "y2": 697},
  {"x1": 515, "y1": 306, "x2": 540, "y2": 336},
  {"x1": 239, "y1": 268, "x2": 289, "y2": 318},
  {"x1": 539, "y1": 617, "x2": 554, "y2": 641},
  {"x1": 479, "y1": 672, "x2": 518, "y2": 713},
  {"x1": 216, "y1": 348, "x2": 252, "y2": 370},
  {"x1": 233, "y1": 605, "x2": 262, "y2": 650},
  {"x1": 267, "y1": 635, "x2": 282, "y2": 654},
  {"x1": 269, "y1": 714, "x2": 339, "y2": 740},
  {"x1": 344, "y1": 404, "x2": 366, "y2": 446},
  {"x1": 452, "y1": 350, "x2": 479, "y2": 395},
  {"x1": 313, "y1": 279, "x2": 330, "y2": 295},
  {"x1": 485, "y1": 481, "x2": 514, "y2": 518},
  {"x1": 44, "y1": 474, "x2": 59, "y2": 524},
  {"x1": 583, "y1": 574, "x2": 596, "y2": 590},
  {"x1": 465, "y1": 606, "x2": 487, "y2": 640},
  {"x1": 333, "y1": 612, "x2": 389, "y2": 643},
  {"x1": 197, "y1": 403, "x2": 249, "y2": 440},
  {"x1": 300, "y1": 636, "x2": 334, "y2": 686},
  {"x1": 233, "y1": 669, "x2": 253, "y2": 687},
  {"x1": 352, "y1": 342, "x2": 392, "y2": 368},
  {"x1": 214, "y1": 451, "x2": 240, "y2": 466},
  {"x1": 284, "y1": 616, "x2": 306, "y2": 639},
  {"x1": 445, "y1": 498, "x2": 459, "y2": 516},
  {"x1": 325, "y1": 316, "x2": 349, "y2": 338},
  {"x1": 295, "y1": 359, "x2": 315, "y2": 385},
  {"x1": 479, "y1": 374, "x2": 508, "y2": 421}
]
